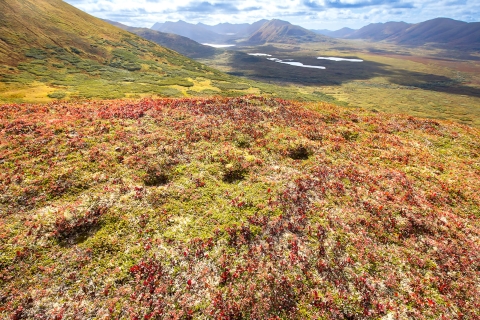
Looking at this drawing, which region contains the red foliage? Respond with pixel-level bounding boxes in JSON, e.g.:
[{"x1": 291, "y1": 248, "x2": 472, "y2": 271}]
[{"x1": 0, "y1": 96, "x2": 479, "y2": 318}]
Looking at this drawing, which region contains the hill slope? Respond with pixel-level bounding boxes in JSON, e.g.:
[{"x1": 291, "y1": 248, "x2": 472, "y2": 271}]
[
  {"x1": 0, "y1": 0, "x2": 121, "y2": 65},
  {"x1": 344, "y1": 18, "x2": 480, "y2": 49},
  {"x1": 151, "y1": 20, "x2": 228, "y2": 44},
  {"x1": 345, "y1": 22, "x2": 411, "y2": 41},
  {"x1": 247, "y1": 19, "x2": 332, "y2": 44},
  {"x1": 105, "y1": 20, "x2": 217, "y2": 58},
  {"x1": 0, "y1": 0, "x2": 323, "y2": 103},
  {"x1": 312, "y1": 27, "x2": 356, "y2": 38},
  {"x1": 1, "y1": 96, "x2": 479, "y2": 318},
  {"x1": 0, "y1": 0, "x2": 239, "y2": 101}
]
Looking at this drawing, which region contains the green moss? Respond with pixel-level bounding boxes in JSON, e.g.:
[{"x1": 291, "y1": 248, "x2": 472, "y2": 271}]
[
  {"x1": 47, "y1": 91, "x2": 67, "y2": 99},
  {"x1": 25, "y1": 48, "x2": 48, "y2": 59},
  {"x1": 212, "y1": 81, "x2": 250, "y2": 91}
]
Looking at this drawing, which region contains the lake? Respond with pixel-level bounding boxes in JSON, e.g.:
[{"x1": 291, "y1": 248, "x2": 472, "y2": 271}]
[
  {"x1": 267, "y1": 58, "x2": 326, "y2": 69},
  {"x1": 317, "y1": 56, "x2": 363, "y2": 62},
  {"x1": 202, "y1": 44, "x2": 236, "y2": 48}
]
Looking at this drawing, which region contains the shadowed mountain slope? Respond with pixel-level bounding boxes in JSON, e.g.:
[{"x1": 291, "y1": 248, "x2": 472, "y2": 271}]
[
  {"x1": 341, "y1": 18, "x2": 480, "y2": 49},
  {"x1": 312, "y1": 27, "x2": 356, "y2": 38},
  {"x1": 105, "y1": 20, "x2": 217, "y2": 58},
  {"x1": 151, "y1": 20, "x2": 228, "y2": 44}
]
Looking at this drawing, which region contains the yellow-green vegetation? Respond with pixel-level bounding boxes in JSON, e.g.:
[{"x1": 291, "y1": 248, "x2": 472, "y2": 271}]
[
  {"x1": 1, "y1": 97, "x2": 479, "y2": 318},
  {"x1": 199, "y1": 42, "x2": 480, "y2": 126},
  {"x1": 0, "y1": 0, "x2": 330, "y2": 104},
  {"x1": 313, "y1": 46, "x2": 480, "y2": 127}
]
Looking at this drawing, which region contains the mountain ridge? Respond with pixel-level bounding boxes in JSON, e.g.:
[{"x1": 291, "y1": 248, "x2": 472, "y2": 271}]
[
  {"x1": 345, "y1": 21, "x2": 411, "y2": 41},
  {"x1": 151, "y1": 20, "x2": 228, "y2": 43},
  {"x1": 321, "y1": 18, "x2": 480, "y2": 49},
  {"x1": 246, "y1": 19, "x2": 331, "y2": 44},
  {"x1": 104, "y1": 19, "x2": 217, "y2": 58},
  {"x1": 151, "y1": 19, "x2": 270, "y2": 43}
]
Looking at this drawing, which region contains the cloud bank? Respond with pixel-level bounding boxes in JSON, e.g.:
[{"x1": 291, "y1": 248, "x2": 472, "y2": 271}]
[{"x1": 64, "y1": 0, "x2": 480, "y2": 30}]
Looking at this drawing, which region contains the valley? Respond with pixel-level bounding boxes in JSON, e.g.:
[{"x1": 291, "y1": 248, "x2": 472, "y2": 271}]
[
  {"x1": 0, "y1": 0, "x2": 479, "y2": 318},
  {"x1": 0, "y1": 4, "x2": 326, "y2": 105},
  {"x1": 2, "y1": 10, "x2": 479, "y2": 127},
  {"x1": 198, "y1": 41, "x2": 480, "y2": 127},
  {"x1": 104, "y1": 17, "x2": 480, "y2": 127}
]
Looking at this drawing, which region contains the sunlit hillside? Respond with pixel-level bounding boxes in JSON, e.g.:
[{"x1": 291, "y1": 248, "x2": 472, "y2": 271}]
[
  {"x1": 0, "y1": 0, "x2": 322, "y2": 103},
  {"x1": 1, "y1": 97, "x2": 479, "y2": 318}
]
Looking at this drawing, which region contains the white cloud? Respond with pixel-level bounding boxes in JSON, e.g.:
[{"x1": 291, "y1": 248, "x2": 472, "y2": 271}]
[{"x1": 64, "y1": 0, "x2": 479, "y2": 30}]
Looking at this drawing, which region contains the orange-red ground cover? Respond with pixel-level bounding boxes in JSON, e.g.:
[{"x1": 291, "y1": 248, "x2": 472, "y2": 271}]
[{"x1": 0, "y1": 96, "x2": 479, "y2": 319}]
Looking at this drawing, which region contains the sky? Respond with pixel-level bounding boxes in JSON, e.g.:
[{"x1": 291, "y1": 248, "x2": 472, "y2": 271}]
[{"x1": 64, "y1": 0, "x2": 479, "y2": 30}]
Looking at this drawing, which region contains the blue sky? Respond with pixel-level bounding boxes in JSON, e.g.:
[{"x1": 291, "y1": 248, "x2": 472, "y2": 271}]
[{"x1": 64, "y1": 0, "x2": 479, "y2": 30}]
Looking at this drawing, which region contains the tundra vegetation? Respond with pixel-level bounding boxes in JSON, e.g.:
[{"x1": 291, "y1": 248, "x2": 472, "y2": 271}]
[
  {"x1": 0, "y1": 0, "x2": 335, "y2": 105},
  {"x1": 199, "y1": 42, "x2": 480, "y2": 127},
  {"x1": 0, "y1": 96, "x2": 478, "y2": 318}
]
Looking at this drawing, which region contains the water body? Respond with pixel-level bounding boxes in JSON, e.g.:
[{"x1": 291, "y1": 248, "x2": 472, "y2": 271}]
[
  {"x1": 317, "y1": 56, "x2": 363, "y2": 62},
  {"x1": 202, "y1": 43, "x2": 236, "y2": 48},
  {"x1": 248, "y1": 53, "x2": 272, "y2": 56},
  {"x1": 267, "y1": 58, "x2": 326, "y2": 70}
]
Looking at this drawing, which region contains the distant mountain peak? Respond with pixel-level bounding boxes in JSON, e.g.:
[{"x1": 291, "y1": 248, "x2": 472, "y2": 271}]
[
  {"x1": 105, "y1": 19, "x2": 217, "y2": 59},
  {"x1": 311, "y1": 27, "x2": 356, "y2": 38},
  {"x1": 150, "y1": 19, "x2": 270, "y2": 43},
  {"x1": 341, "y1": 17, "x2": 479, "y2": 49},
  {"x1": 247, "y1": 19, "x2": 331, "y2": 44}
]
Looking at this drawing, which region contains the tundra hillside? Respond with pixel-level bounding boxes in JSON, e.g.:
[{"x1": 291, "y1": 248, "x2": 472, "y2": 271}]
[
  {"x1": 0, "y1": 96, "x2": 478, "y2": 318},
  {"x1": 0, "y1": 0, "x2": 321, "y2": 103}
]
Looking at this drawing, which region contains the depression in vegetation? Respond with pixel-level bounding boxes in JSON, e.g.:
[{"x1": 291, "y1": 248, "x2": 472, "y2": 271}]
[{"x1": 1, "y1": 96, "x2": 478, "y2": 319}]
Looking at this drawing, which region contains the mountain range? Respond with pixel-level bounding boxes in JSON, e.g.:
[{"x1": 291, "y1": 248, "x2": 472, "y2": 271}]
[
  {"x1": 151, "y1": 19, "x2": 271, "y2": 44},
  {"x1": 104, "y1": 20, "x2": 217, "y2": 58},
  {"x1": 149, "y1": 17, "x2": 479, "y2": 49},
  {"x1": 247, "y1": 19, "x2": 330, "y2": 44},
  {"x1": 151, "y1": 20, "x2": 229, "y2": 44},
  {"x1": 311, "y1": 27, "x2": 356, "y2": 38},
  {"x1": 198, "y1": 20, "x2": 268, "y2": 37},
  {"x1": 151, "y1": 19, "x2": 332, "y2": 45},
  {"x1": 313, "y1": 18, "x2": 480, "y2": 49}
]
